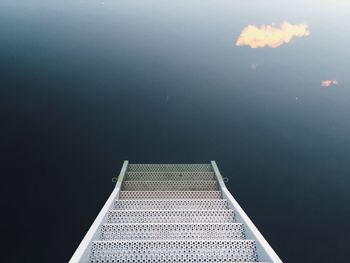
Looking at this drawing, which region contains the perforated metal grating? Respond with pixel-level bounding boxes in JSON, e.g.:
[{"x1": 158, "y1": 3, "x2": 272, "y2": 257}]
[
  {"x1": 107, "y1": 210, "x2": 235, "y2": 224},
  {"x1": 90, "y1": 240, "x2": 259, "y2": 262},
  {"x1": 122, "y1": 181, "x2": 219, "y2": 191},
  {"x1": 101, "y1": 223, "x2": 245, "y2": 240},
  {"x1": 119, "y1": 190, "x2": 222, "y2": 199},
  {"x1": 70, "y1": 162, "x2": 281, "y2": 263},
  {"x1": 127, "y1": 164, "x2": 213, "y2": 172},
  {"x1": 125, "y1": 172, "x2": 216, "y2": 181},
  {"x1": 114, "y1": 199, "x2": 229, "y2": 210}
]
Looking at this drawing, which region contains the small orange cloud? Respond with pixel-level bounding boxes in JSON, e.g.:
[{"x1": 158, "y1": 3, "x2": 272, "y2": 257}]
[
  {"x1": 236, "y1": 21, "x2": 310, "y2": 48},
  {"x1": 321, "y1": 79, "x2": 338, "y2": 87}
]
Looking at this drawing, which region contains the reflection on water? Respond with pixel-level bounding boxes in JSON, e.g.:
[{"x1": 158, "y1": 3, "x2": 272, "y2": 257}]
[
  {"x1": 321, "y1": 79, "x2": 338, "y2": 87},
  {"x1": 236, "y1": 21, "x2": 310, "y2": 48}
]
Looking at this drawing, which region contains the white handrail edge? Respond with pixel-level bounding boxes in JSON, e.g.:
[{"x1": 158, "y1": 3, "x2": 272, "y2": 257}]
[
  {"x1": 69, "y1": 160, "x2": 129, "y2": 263},
  {"x1": 211, "y1": 161, "x2": 283, "y2": 263}
]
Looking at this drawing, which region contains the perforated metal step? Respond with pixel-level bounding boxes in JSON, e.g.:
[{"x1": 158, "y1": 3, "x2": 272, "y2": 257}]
[
  {"x1": 125, "y1": 171, "x2": 216, "y2": 181},
  {"x1": 101, "y1": 223, "x2": 245, "y2": 240},
  {"x1": 114, "y1": 199, "x2": 228, "y2": 210},
  {"x1": 119, "y1": 190, "x2": 222, "y2": 199},
  {"x1": 122, "y1": 180, "x2": 219, "y2": 191},
  {"x1": 107, "y1": 210, "x2": 235, "y2": 224},
  {"x1": 90, "y1": 240, "x2": 259, "y2": 262},
  {"x1": 127, "y1": 164, "x2": 213, "y2": 172}
]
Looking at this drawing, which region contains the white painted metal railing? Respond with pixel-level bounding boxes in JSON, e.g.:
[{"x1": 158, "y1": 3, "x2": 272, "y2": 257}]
[
  {"x1": 211, "y1": 161, "x2": 283, "y2": 263},
  {"x1": 69, "y1": 161, "x2": 128, "y2": 263}
]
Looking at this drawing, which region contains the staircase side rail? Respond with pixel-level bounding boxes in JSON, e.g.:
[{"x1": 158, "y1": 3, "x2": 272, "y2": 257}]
[
  {"x1": 69, "y1": 160, "x2": 129, "y2": 263},
  {"x1": 211, "y1": 161, "x2": 283, "y2": 263}
]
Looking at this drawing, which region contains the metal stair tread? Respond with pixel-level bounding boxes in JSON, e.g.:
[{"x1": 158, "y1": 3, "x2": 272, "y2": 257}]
[
  {"x1": 125, "y1": 171, "x2": 216, "y2": 181},
  {"x1": 93, "y1": 238, "x2": 256, "y2": 244},
  {"x1": 107, "y1": 210, "x2": 235, "y2": 223},
  {"x1": 113, "y1": 199, "x2": 229, "y2": 210},
  {"x1": 119, "y1": 190, "x2": 222, "y2": 199},
  {"x1": 127, "y1": 164, "x2": 213, "y2": 172},
  {"x1": 102, "y1": 222, "x2": 243, "y2": 226},
  {"x1": 121, "y1": 180, "x2": 219, "y2": 191},
  {"x1": 100, "y1": 222, "x2": 245, "y2": 240},
  {"x1": 90, "y1": 239, "x2": 260, "y2": 262}
]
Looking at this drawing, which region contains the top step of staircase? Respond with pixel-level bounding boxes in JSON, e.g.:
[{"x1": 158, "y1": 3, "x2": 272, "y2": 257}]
[
  {"x1": 125, "y1": 172, "x2": 216, "y2": 181},
  {"x1": 127, "y1": 164, "x2": 213, "y2": 172}
]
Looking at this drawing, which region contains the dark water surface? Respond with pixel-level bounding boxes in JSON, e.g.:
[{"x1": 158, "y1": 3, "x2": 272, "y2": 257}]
[{"x1": 1, "y1": 0, "x2": 350, "y2": 262}]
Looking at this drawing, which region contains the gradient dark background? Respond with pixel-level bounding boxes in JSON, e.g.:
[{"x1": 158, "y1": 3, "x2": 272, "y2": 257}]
[{"x1": 1, "y1": 1, "x2": 350, "y2": 262}]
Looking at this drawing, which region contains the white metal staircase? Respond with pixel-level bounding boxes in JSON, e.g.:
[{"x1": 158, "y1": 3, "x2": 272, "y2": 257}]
[{"x1": 70, "y1": 161, "x2": 282, "y2": 263}]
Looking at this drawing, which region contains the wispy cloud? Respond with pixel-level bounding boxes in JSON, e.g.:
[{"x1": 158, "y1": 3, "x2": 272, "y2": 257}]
[
  {"x1": 321, "y1": 79, "x2": 338, "y2": 87},
  {"x1": 236, "y1": 21, "x2": 310, "y2": 48}
]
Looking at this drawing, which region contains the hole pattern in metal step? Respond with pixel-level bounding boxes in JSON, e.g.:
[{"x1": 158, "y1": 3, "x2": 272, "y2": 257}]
[
  {"x1": 118, "y1": 191, "x2": 222, "y2": 199},
  {"x1": 90, "y1": 240, "x2": 259, "y2": 262},
  {"x1": 114, "y1": 199, "x2": 228, "y2": 210},
  {"x1": 107, "y1": 210, "x2": 235, "y2": 224},
  {"x1": 101, "y1": 223, "x2": 245, "y2": 240},
  {"x1": 127, "y1": 164, "x2": 212, "y2": 172},
  {"x1": 122, "y1": 181, "x2": 219, "y2": 191},
  {"x1": 125, "y1": 172, "x2": 216, "y2": 181}
]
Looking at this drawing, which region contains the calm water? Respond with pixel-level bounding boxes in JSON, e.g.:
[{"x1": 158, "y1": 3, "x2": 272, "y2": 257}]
[{"x1": 1, "y1": 0, "x2": 350, "y2": 262}]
